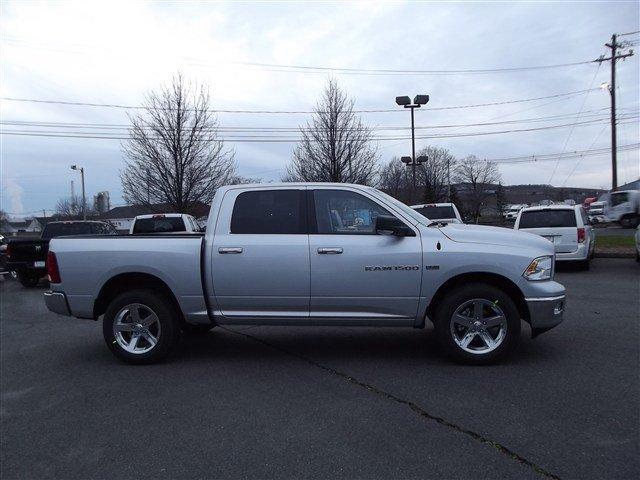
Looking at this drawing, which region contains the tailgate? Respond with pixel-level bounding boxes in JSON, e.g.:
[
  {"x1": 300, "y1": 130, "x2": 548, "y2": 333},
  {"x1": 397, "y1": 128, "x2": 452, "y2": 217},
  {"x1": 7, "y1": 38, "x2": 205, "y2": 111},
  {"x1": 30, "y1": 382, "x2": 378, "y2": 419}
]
[
  {"x1": 519, "y1": 227, "x2": 577, "y2": 253},
  {"x1": 8, "y1": 240, "x2": 48, "y2": 263}
]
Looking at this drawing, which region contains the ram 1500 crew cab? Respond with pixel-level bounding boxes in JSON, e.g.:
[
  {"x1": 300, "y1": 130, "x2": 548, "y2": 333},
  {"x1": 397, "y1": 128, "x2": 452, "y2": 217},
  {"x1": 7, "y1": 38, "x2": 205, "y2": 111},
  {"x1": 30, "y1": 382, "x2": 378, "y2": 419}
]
[{"x1": 44, "y1": 183, "x2": 566, "y2": 365}]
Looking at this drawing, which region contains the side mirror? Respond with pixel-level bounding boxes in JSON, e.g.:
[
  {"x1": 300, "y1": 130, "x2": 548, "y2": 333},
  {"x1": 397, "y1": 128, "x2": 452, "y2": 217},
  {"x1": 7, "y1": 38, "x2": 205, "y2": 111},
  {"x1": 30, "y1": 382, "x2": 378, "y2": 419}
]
[{"x1": 375, "y1": 215, "x2": 415, "y2": 237}]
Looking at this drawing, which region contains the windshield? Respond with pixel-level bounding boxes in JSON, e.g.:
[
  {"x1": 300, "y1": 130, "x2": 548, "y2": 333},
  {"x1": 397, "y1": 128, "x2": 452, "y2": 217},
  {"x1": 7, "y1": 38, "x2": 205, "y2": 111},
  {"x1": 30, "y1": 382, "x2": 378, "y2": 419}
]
[
  {"x1": 369, "y1": 188, "x2": 429, "y2": 225},
  {"x1": 519, "y1": 210, "x2": 577, "y2": 228},
  {"x1": 133, "y1": 216, "x2": 186, "y2": 234},
  {"x1": 42, "y1": 223, "x2": 93, "y2": 240},
  {"x1": 414, "y1": 205, "x2": 456, "y2": 220}
]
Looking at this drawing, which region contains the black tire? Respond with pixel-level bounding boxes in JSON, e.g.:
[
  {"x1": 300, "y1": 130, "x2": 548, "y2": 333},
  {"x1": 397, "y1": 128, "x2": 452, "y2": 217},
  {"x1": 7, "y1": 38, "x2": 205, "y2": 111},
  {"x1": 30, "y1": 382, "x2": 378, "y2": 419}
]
[
  {"x1": 181, "y1": 323, "x2": 215, "y2": 334},
  {"x1": 434, "y1": 283, "x2": 521, "y2": 365},
  {"x1": 18, "y1": 273, "x2": 40, "y2": 288},
  {"x1": 578, "y1": 258, "x2": 590, "y2": 271},
  {"x1": 102, "y1": 289, "x2": 181, "y2": 365}
]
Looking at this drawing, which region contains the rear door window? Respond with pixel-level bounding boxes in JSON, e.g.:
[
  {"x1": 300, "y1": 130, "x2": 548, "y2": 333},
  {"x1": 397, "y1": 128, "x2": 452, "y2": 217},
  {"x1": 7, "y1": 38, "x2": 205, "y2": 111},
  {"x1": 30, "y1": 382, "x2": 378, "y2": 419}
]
[
  {"x1": 231, "y1": 190, "x2": 306, "y2": 234},
  {"x1": 415, "y1": 205, "x2": 456, "y2": 219},
  {"x1": 133, "y1": 217, "x2": 186, "y2": 234},
  {"x1": 519, "y1": 210, "x2": 577, "y2": 228}
]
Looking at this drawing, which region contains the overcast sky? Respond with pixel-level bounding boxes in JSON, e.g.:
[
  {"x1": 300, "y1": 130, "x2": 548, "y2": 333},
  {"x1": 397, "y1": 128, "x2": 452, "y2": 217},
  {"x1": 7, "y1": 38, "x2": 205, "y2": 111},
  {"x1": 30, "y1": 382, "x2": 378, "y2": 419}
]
[{"x1": 1, "y1": 0, "x2": 639, "y2": 216}]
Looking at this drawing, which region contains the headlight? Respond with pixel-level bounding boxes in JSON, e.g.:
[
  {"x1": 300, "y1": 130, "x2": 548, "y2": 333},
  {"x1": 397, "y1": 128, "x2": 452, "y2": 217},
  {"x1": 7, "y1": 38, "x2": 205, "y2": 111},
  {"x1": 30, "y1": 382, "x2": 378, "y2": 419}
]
[{"x1": 523, "y1": 256, "x2": 553, "y2": 281}]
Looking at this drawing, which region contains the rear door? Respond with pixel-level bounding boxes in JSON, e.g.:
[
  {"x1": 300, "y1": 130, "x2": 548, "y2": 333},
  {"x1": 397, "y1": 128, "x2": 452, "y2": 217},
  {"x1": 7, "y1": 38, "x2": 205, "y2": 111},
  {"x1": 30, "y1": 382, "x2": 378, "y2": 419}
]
[
  {"x1": 308, "y1": 187, "x2": 422, "y2": 322},
  {"x1": 211, "y1": 187, "x2": 310, "y2": 320},
  {"x1": 518, "y1": 209, "x2": 578, "y2": 253}
]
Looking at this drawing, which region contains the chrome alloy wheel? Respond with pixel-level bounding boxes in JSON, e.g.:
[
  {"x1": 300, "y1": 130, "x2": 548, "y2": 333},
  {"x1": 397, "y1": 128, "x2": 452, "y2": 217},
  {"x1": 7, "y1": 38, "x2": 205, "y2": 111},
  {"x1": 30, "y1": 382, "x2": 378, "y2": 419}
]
[
  {"x1": 113, "y1": 303, "x2": 161, "y2": 354},
  {"x1": 450, "y1": 298, "x2": 508, "y2": 355}
]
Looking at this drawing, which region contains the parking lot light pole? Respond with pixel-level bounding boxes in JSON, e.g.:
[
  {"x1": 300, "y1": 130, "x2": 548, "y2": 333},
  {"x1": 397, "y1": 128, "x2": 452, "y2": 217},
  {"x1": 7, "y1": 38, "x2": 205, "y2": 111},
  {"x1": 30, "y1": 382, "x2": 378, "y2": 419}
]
[
  {"x1": 71, "y1": 165, "x2": 86, "y2": 220},
  {"x1": 396, "y1": 95, "x2": 429, "y2": 201}
]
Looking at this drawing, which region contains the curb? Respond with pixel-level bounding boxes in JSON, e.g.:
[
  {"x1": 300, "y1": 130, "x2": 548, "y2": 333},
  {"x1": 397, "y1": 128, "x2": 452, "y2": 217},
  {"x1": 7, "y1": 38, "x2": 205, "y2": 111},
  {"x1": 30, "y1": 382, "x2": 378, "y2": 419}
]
[{"x1": 594, "y1": 252, "x2": 636, "y2": 259}]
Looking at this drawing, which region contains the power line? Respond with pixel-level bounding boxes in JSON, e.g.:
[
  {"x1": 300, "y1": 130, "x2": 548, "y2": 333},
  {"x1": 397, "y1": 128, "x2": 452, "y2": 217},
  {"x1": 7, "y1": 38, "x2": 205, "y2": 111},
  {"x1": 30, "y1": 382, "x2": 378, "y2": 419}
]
[
  {"x1": 547, "y1": 62, "x2": 602, "y2": 184},
  {"x1": 0, "y1": 89, "x2": 600, "y2": 114},
  {"x1": 492, "y1": 143, "x2": 639, "y2": 164},
  {"x1": 3, "y1": 36, "x2": 597, "y2": 76},
  {"x1": 2, "y1": 117, "x2": 636, "y2": 142},
  {"x1": 4, "y1": 108, "x2": 632, "y2": 132},
  {"x1": 561, "y1": 124, "x2": 609, "y2": 186}
]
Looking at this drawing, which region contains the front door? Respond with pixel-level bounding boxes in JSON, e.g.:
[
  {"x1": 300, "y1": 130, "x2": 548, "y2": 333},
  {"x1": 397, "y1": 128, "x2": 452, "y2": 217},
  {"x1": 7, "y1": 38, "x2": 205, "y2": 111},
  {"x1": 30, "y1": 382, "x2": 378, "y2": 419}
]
[
  {"x1": 308, "y1": 188, "x2": 423, "y2": 322},
  {"x1": 211, "y1": 187, "x2": 310, "y2": 320}
]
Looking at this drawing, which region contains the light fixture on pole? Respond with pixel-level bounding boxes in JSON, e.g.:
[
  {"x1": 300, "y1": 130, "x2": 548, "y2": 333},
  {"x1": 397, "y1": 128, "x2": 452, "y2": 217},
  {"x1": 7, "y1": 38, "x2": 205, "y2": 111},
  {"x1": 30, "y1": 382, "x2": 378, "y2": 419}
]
[
  {"x1": 70, "y1": 164, "x2": 86, "y2": 220},
  {"x1": 396, "y1": 94, "x2": 429, "y2": 199}
]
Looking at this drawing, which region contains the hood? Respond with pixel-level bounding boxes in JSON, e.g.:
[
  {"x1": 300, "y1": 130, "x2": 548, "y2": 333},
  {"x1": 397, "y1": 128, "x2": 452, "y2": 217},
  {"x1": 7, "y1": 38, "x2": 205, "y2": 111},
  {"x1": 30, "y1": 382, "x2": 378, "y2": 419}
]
[{"x1": 438, "y1": 223, "x2": 554, "y2": 253}]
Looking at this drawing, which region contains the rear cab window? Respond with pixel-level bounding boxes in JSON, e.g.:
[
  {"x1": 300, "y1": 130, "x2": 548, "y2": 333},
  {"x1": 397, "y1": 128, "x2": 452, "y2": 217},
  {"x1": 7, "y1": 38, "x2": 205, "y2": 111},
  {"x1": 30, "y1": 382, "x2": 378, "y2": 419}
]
[
  {"x1": 519, "y1": 209, "x2": 577, "y2": 229},
  {"x1": 42, "y1": 223, "x2": 93, "y2": 240},
  {"x1": 133, "y1": 216, "x2": 186, "y2": 234}
]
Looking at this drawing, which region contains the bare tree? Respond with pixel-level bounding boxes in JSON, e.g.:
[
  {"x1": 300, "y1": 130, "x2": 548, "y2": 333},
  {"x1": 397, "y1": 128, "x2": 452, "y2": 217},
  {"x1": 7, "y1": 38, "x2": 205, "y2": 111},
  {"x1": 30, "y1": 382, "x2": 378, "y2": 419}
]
[
  {"x1": 416, "y1": 146, "x2": 456, "y2": 204},
  {"x1": 121, "y1": 74, "x2": 235, "y2": 214},
  {"x1": 55, "y1": 195, "x2": 86, "y2": 219},
  {"x1": 378, "y1": 158, "x2": 410, "y2": 203},
  {"x1": 454, "y1": 155, "x2": 502, "y2": 222},
  {"x1": 284, "y1": 78, "x2": 378, "y2": 184}
]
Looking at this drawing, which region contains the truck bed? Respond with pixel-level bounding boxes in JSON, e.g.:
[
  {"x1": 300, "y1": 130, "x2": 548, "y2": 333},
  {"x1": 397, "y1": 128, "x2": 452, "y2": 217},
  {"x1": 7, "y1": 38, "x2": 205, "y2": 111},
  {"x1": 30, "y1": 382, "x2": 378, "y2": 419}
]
[{"x1": 49, "y1": 233, "x2": 208, "y2": 323}]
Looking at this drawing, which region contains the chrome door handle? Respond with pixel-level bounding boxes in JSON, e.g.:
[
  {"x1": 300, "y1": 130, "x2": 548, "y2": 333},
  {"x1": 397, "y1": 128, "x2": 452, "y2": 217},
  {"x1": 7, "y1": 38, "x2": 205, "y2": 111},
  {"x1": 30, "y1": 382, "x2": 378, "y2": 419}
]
[
  {"x1": 218, "y1": 247, "x2": 243, "y2": 254},
  {"x1": 317, "y1": 247, "x2": 343, "y2": 255}
]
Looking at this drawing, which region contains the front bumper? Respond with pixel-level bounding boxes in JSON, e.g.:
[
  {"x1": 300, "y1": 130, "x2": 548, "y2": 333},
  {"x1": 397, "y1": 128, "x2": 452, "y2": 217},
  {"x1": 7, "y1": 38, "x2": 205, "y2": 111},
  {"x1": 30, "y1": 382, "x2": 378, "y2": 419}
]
[
  {"x1": 525, "y1": 294, "x2": 565, "y2": 337},
  {"x1": 44, "y1": 291, "x2": 71, "y2": 316}
]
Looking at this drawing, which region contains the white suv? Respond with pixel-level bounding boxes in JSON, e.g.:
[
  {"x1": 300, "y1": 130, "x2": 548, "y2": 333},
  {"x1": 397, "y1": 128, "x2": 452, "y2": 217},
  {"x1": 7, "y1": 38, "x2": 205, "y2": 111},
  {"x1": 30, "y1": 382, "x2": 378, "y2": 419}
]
[{"x1": 514, "y1": 205, "x2": 595, "y2": 270}]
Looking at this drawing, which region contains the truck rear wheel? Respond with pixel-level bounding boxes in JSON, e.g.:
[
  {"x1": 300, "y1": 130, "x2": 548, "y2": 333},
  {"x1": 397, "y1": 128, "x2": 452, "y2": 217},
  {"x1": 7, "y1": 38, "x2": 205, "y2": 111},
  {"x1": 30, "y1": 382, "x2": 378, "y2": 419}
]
[
  {"x1": 434, "y1": 283, "x2": 521, "y2": 365},
  {"x1": 103, "y1": 289, "x2": 180, "y2": 365}
]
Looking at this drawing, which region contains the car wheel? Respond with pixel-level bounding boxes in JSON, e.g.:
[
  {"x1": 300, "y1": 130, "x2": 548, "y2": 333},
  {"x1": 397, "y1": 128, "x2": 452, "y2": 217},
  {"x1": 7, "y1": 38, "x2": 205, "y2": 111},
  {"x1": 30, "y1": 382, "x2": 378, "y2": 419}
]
[
  {"x1": 18, "y1": 274, "x2": 40, "y2": 288},
  {"x1": 103, "y1": 289, "x2": 180, "y2": 365},
  {"x1": 434, "y1": 283, "x2": 521, "y2": 365},
  {"x1": 181, "y1": 323, "x2": 215, "y2": 334}
]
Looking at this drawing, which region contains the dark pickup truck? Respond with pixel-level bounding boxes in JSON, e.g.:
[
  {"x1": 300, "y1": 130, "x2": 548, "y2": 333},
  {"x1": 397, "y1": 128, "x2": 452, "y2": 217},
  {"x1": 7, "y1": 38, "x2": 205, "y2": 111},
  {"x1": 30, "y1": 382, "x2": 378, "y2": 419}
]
[{"x1": 6, "y1": 220, "x2": 117, "y2": 287}]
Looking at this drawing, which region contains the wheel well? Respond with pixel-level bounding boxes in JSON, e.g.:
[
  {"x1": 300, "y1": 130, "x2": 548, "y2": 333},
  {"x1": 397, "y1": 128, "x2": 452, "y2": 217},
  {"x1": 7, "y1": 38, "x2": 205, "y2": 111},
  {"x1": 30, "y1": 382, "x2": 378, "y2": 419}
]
[
  {"x1": 93, "y1": 272, "x2": 184, "y2": 322},
  {"x1": 425, "y1": 272, "x2": 529, "y2": 325}
]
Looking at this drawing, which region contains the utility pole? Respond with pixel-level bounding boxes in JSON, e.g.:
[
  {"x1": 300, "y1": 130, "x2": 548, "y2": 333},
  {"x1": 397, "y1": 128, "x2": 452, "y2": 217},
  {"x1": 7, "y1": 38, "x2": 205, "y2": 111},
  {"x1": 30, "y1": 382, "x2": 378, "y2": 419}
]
[{"x1": 595, "y1": 33, "x2": 634, "y2": 191}]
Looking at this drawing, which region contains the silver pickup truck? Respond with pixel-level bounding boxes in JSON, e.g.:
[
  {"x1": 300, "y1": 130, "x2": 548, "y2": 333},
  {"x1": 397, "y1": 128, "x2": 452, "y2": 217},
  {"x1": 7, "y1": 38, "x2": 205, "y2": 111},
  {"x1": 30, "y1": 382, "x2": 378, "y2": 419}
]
[{"x1": 44, "y1": 183, "x2": 565, "y2": 365}]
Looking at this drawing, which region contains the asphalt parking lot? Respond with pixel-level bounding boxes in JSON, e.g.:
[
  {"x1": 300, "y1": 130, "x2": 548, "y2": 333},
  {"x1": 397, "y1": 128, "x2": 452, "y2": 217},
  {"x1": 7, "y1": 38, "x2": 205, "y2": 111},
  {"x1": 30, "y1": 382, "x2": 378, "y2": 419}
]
[{"x1": 1, "y1": 259, "x2": 638, "y2": 480}]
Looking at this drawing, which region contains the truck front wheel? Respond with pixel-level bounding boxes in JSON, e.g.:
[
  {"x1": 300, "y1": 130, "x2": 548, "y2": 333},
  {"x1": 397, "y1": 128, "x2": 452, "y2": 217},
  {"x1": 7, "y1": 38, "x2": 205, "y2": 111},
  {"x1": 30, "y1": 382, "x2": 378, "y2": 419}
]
[
  {"x1": 103, "y1": 289, "x2": 180, "y2": 365},
  {"x1": 434, "y1": 284, "x2": 521, "y2": 365}
]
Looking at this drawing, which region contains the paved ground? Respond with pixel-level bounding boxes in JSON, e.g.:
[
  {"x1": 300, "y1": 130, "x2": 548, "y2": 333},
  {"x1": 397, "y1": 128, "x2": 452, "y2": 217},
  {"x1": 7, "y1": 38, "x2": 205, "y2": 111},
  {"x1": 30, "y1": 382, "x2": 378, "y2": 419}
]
[{"x1": 1, "y1": 259, "x2": 638, "y2": 480}]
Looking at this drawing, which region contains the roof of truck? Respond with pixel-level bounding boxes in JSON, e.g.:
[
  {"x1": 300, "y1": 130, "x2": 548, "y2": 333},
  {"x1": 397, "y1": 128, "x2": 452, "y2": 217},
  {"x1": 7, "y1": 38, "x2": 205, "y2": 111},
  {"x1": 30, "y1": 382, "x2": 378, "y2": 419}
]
[{"x1": 219, "y1": 182, "x2": 365, "y2": 191}]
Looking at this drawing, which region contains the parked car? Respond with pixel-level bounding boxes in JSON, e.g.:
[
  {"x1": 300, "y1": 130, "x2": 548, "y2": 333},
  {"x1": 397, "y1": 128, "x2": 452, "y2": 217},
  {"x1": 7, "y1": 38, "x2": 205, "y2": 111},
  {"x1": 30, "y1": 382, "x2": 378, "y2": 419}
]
[
  {"x1": 129, "y1": 213, "x2": 201, "y2": 234},
  {"x1": 505, "y1": 204, "x2": 527, "y2": 221},
  {"x1": 514, "y1": 205, "x2": 595, "y2": 270},
  {"x1": 603, "y1": 190, "x2": 640, "y2": 228},
  {"x1": 587, "y1": 201, "x2": 608, "y2": 224},
  {"x1": 44, "y1": 183, "x2": 566, "y2": 365},
  {"x1": 6, "y1": 220, "x2": 117, "y2": 287},
  {"x1": 410, "y1": 203, "x2": 463, "y2": 224},
  {"x1": 0, "y1": 235, "x2": 8, "y2": 276},
  {"x1": 635, "y1": 225, "x2": 640, "y2": 263}
]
